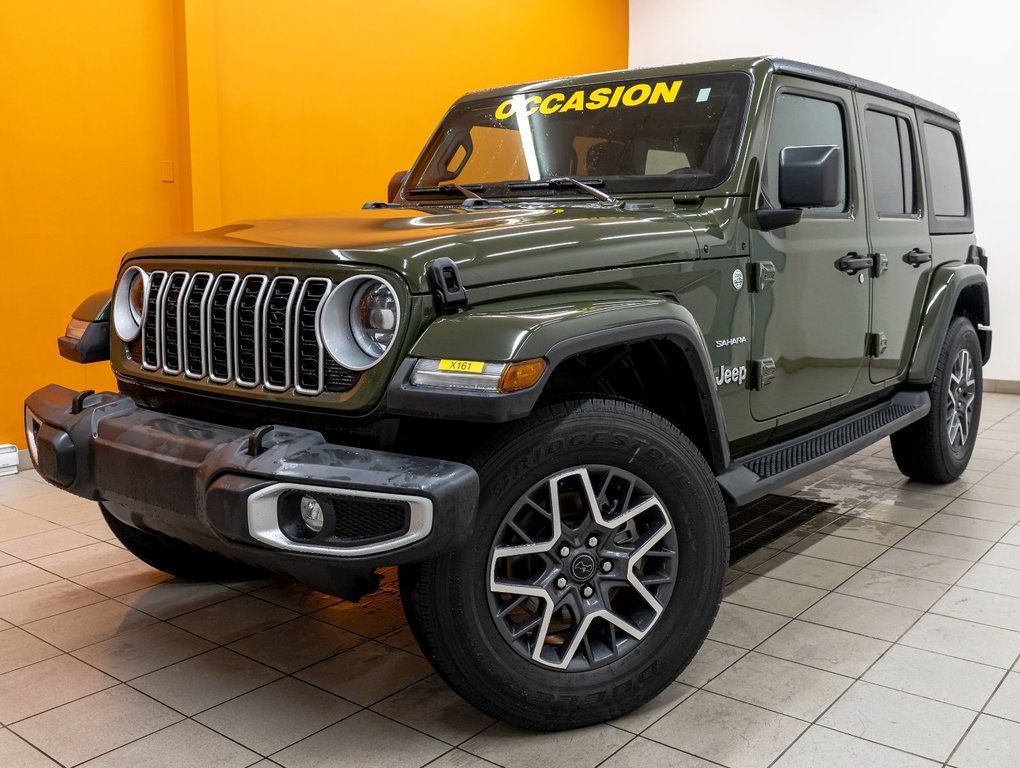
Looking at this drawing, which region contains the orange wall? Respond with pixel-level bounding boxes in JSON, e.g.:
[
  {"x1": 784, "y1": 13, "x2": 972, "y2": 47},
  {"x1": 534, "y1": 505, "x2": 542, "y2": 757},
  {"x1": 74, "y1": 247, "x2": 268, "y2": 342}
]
[
  {"x1": 0, "y1": 0, "x2": 629, "y2": 448},
  {"x1": 0, "y1": 1, "x2": 183, "y2": 449},
  {"x1": 195, "y1": 0, "x2": 630, "y2": 224}
]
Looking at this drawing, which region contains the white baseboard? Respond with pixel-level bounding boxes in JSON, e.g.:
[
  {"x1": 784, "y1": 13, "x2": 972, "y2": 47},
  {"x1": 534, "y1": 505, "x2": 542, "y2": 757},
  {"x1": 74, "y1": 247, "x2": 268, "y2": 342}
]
[{"x1": 985, "y1": 378, "x2": 1020, "y2": 395}]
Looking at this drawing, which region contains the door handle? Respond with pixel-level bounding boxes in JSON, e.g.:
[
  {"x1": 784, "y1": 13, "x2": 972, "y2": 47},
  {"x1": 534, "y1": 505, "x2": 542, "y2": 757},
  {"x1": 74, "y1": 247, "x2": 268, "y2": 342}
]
[
  {"x1": 835, "y1": 252, "x2": 874, "y2": 275},
  {"x1": 903, "y1": 248, "x2": 932, "y2": 267}
]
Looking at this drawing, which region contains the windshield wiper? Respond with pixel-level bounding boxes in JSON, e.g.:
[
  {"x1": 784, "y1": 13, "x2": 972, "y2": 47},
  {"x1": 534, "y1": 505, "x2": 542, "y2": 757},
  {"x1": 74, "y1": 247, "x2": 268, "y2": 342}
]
[
  {"x1": 508, "y1": 177, "x2": 618, "y2": 204},
  {"x1": 406, "y1": 183, "x2": 488, "y2": 198},
  {"x1": 405, "y1": 183, "x2": 504, "y2": 208}
]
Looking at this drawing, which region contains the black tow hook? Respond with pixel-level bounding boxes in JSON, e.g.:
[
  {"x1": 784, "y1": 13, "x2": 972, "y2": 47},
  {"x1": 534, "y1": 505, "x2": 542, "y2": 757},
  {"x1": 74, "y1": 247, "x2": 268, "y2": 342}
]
[{"x1": 247, "y1": 425, "x2": 280, "y2": 457}]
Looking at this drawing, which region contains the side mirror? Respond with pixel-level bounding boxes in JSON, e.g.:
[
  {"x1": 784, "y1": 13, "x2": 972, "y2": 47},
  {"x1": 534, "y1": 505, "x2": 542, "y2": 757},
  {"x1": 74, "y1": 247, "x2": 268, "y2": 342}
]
[
  {"x1": 756, "y1": 145, "x2": 841, "y2": 232},
  {"x1": 778, "y1": 145, "x2": 841, "y2": 208},
  {"x1": 388, "y1": 170, "x2": 409, "y2": 203}
]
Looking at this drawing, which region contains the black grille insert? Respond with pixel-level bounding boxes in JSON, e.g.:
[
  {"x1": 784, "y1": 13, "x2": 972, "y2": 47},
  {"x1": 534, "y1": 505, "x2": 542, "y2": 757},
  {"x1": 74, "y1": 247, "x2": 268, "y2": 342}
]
[
  {"x1": 208, "y1": 274, "x2": 238, "y2": 382},
  {"x1": 183, "y1": 273, "x2": 211, "y2": 377},
  {"x1": 264, "y1": 277, "x2": 298, "y2": 390},
  {"x1": 235, "y1": 276, "x2": 267, "y2": 387},
  {"x1": 331, "y1": 496, "x2": 410, "y2": 544},
  {"x1": 324, "y1": 359, "x2": 361, "y2": 393},
  {"x1": 295, "y1": 278, "x2": 331, "y2": 394},
  {"x1": 141, "y1": 271, "x2": 166, "y2": 369},
  {"x1": 161, "y1": 272, "x2": 188, "y2": 373},
  {"x1": 136, "y1": 269, "x2": 357, "y2": 396}
]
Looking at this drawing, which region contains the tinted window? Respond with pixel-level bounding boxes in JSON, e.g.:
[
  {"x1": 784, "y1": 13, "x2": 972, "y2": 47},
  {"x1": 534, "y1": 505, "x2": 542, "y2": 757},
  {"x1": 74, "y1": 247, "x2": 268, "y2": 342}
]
[
  {"x1": 407, "y1": 72, "x2": 751, "y2": 198},
  {"x1": 924, "y1": 123, "x2": 966, "y2": 216},
  {"x1": 865, "y1": 110, "x2": 917, "y2": 215},
  {"x1": 765, "y1": 93, "x2": 847, "y2": 213}
]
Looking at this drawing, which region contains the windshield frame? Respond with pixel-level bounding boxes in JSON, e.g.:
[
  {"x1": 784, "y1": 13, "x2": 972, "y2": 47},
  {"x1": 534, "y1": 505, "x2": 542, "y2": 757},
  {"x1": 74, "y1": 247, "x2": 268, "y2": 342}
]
[{"x1": 402, "y1": 71, "x2": 753, "y2": 202}]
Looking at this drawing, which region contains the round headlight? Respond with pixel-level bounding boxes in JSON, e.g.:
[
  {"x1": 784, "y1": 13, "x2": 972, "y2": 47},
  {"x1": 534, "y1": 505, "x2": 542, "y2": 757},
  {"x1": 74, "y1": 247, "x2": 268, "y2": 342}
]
[
  {"x1": 319, "y1": 276, "x2": 400, "y2": 371},
  {"x1": 113, "y1": 266, "x2": 148, "y2": 342},
  {"x1": 350, "y1": 280, "x2": 398, "y2": 357}
]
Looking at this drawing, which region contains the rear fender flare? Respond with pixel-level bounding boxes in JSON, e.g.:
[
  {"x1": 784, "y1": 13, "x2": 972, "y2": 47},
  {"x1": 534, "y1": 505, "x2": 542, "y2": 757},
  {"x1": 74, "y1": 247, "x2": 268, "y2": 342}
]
[{"x1": 908, "y1": 263, "x2": 989, "y2": 384}]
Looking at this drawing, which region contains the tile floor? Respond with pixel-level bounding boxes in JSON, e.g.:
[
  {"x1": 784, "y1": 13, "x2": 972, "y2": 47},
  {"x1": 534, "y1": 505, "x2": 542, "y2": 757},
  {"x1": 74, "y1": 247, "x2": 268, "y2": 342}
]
[{"x1": 1, "y1": 394, "x2": 1019, "y2": 767}]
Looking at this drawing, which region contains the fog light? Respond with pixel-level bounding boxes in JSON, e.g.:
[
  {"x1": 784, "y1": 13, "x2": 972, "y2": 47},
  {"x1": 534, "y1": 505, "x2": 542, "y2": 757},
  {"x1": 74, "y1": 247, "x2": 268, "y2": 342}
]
[{"x1": 300, "y1": 496, "x2": 325, "y2": 533}]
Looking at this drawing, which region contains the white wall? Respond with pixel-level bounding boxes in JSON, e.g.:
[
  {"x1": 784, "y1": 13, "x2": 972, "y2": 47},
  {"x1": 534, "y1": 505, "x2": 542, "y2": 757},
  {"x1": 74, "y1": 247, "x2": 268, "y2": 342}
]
[{"x1": 630, "y1": 0, "x2": 1018, "y2": 381}]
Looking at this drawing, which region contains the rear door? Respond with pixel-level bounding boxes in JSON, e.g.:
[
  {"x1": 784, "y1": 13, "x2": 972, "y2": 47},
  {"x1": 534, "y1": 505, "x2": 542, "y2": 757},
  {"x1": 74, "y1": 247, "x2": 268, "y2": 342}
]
[{"x1": 855, "y1": 95, "x2": 932, "y2": 383}]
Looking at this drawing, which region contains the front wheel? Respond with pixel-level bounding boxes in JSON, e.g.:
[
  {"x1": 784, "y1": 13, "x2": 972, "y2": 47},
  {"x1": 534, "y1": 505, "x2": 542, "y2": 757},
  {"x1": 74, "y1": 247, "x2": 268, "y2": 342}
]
[
  {"x1": 400, "y1": 398, "x2": 728, "y2": 730},
  {"x1": 891, "y1": 316, "x2": 983, "y2": 483}
]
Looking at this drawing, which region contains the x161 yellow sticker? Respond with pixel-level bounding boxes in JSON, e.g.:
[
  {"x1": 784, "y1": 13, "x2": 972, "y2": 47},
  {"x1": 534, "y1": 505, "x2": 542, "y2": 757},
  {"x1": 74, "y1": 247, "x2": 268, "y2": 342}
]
[{"x1": 439, "y1": 359, "x2": 486, "y2": 373}]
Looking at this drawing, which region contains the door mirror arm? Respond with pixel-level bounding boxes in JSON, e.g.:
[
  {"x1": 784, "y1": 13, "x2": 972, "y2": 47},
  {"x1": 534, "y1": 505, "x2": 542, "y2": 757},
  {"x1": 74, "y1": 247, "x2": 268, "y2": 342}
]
[{"x1": 755, "y1": 207, "x2": 803, "y2": 231}]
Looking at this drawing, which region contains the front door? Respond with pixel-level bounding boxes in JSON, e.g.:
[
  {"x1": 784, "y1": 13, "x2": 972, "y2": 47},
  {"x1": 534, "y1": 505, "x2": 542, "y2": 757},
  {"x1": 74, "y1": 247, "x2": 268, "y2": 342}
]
[
  {"x1": 855, "y1": 94, "x2": 932, "y2": 383},
  {"x1": 750, "y1": 79, "x2": 870, "y2": 421}
]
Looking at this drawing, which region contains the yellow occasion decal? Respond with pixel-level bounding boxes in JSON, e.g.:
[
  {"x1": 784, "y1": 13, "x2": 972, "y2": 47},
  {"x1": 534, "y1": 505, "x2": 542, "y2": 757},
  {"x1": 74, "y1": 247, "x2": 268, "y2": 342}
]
[{"x1": 494, "y1": 80, "x2": 683, "y2": 120}]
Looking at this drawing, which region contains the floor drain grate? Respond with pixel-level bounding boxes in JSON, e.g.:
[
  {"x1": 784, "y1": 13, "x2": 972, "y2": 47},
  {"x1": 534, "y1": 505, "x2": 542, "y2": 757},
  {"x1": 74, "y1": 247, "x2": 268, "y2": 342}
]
[{"x1": 727, "y1": 494, "x2": 834, "y2": 565}]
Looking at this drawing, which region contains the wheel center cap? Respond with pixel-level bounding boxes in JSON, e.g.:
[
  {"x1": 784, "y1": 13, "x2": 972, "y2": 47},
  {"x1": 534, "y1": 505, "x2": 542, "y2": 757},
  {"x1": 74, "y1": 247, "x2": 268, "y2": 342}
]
[{"x1": 570, "y1": 553, "x2": 597, "y2": 581}]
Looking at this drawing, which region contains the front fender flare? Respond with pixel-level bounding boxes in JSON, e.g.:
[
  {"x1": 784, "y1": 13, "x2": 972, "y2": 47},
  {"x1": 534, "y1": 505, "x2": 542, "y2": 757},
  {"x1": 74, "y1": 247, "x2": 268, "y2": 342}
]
[
  {"x1": 386, "y1": 292, "x2": 729, "y2": 469},
  {"x1": 58, "y1": 290, "x2": 112, "y2": 364},
  {"x1": 908, "y1": 263, "x2": 989, "y2": 384}
]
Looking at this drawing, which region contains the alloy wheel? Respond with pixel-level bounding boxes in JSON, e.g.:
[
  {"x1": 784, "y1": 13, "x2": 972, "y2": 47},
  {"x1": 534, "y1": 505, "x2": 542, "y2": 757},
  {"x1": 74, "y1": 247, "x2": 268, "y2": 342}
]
[
  {"x1": 487, "y1": 466, "x2": 678, "y2": 671},
  {"x1": 946, "y1": 347, "x2": 976, "y2": 452}
]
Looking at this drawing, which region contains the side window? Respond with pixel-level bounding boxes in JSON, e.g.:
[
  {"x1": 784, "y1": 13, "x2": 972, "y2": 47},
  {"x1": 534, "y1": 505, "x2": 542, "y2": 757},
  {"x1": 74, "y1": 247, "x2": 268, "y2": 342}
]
[
  {"x1": 865, "y1": 110, "x2": 917, "y2": 216},
  {"x1": 766, "y1": 92, "x2": 847, "y2": 213},
  {"x1": 924, "y1": 123, "x2": 967, "y2": 216}
]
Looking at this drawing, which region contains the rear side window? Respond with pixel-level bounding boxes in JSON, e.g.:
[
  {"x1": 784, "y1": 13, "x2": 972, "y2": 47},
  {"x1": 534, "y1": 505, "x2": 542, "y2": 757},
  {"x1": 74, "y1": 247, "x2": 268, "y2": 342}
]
[
  {"x1": 865, "y1": 110, "x2": 917, "y2": 215},
  {"x1": 765, "y1": 92, "x2": 847, "y2": 213},
  {"x1": 923, "y1": 123, "x2": 966, "y2": 216}
]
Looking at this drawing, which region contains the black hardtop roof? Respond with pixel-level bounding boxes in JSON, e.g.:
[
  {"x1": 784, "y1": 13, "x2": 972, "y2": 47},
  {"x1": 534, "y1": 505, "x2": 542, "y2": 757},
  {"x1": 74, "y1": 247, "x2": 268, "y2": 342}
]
[
  {"x1": 769, "y1": 58, "x2": 958, "y2": 121},
  {"x1": 460, "y1": 56, "x2": 958, "y2": 122}
]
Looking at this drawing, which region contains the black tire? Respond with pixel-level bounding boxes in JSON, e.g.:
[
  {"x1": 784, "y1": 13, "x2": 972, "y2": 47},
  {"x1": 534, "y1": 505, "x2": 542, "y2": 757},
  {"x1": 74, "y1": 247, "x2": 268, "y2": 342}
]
[
  {"x1": 101, "y1": 504, "x2": 267, "y2": 582},
  {"x1": 891, "y1": 316, "x2": 982, "y2": 483},
  {"x1": 399, "y1": 398, "x2": 728, "y2": 730}
]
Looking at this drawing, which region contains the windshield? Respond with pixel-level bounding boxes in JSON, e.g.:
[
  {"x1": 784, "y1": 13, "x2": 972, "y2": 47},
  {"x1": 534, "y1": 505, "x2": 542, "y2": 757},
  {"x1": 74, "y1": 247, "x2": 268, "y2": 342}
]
[{"x1": 406, "y1": 72, "x2": 751, "y2": 199}]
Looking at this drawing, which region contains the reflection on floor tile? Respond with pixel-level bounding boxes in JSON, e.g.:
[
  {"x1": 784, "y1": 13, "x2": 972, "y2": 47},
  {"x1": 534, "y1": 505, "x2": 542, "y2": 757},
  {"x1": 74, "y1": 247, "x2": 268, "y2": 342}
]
[{"x1": 0, "y1": 392, "x2": 1017, "y2": 766}]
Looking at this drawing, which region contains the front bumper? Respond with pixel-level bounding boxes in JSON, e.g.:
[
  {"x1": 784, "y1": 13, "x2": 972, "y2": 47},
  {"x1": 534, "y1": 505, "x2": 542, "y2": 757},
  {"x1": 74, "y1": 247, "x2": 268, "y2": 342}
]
[{"x1": 24, "y1": 385, "x2": 478, "y2": 599}]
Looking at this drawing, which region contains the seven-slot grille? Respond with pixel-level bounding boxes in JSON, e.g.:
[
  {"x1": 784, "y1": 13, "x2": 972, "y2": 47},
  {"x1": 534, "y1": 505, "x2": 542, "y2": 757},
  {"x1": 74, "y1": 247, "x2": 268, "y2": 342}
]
[{"x1": 138, "y1": 270, "x2": 347, "y2": 396}]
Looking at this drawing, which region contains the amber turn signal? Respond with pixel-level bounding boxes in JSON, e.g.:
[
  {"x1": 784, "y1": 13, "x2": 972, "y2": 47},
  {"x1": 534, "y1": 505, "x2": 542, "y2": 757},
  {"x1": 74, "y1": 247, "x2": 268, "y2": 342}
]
[{"x1": 497, "y1": 358, "x2": 547, "y2": 393}]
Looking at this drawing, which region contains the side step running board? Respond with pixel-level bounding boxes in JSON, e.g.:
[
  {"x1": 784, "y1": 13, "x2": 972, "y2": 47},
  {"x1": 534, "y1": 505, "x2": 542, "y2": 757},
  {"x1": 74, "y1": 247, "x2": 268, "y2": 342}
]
[{"x1": 717, "y1": 391, "x2": 930, "y2": 506}]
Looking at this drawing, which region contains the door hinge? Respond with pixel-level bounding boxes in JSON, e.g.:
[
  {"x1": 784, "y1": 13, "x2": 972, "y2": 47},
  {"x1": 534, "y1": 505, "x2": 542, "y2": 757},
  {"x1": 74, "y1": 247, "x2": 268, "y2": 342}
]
[
  {"x1": 867, "y1": 332, "x2": 888, "y2": 358},
  {"x1": 752, "y1": 358, "x2": 776, "y2": 390},
  {"x1": 750, "y1": 261, "x2": 776, "y2": 292},
  {"x1": 871, "y1": 253, "x2": 888, "y2": 278}
]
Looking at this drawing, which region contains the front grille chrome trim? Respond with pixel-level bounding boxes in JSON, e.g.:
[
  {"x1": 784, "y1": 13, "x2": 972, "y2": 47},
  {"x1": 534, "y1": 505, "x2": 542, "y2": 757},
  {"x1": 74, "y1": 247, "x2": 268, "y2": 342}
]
[
  {"x1": 293, "y1": 277, "x2": 332, "y2": 396},
  {"x1": 182, "y1": 272, "x2": 214, "y2": 380},
  {"x1": 207, "y1": 273, "x2": 240, "y2": 384},
  {"x1": 160, "y1": 271, "x2": 190, "y2": 375},
  {"x1": 234, "y1": 275, "x2": 269, "y2": 388},
  {"x1": 262, "y1": 276, "x2": 300, "y2": 393},
  {"x1": 141, "y1": 271, "x2": 169, "y2": 372},
  {"x1": 136, "y1": 269, "x2": 354, "y2": 395}
]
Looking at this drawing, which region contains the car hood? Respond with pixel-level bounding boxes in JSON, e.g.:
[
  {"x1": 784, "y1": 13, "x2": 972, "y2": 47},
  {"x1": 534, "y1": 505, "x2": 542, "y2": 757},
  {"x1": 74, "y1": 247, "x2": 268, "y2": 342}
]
[{"x1": 130, "y1": 204, "x2": 701, "y2": 293}]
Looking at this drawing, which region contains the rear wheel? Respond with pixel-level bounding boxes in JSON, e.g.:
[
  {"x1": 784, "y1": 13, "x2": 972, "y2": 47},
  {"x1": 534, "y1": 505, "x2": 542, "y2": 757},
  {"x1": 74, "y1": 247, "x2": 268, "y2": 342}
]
[
  {"x1": 101, "y1": 505, "x2": 267, "y2": 582},
  {"x1": 891, "y1": 316, "x2": 982, "y2": 482},
  {"x1": 400, "y1": 398, "x2": 728, "y2": 730}
]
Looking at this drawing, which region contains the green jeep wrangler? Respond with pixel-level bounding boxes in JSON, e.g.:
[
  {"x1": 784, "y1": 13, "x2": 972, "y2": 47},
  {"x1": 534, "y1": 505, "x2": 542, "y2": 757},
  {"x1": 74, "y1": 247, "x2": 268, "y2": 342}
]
[{"x1": 26, "y1": 56, "x2": 990, "y2": 730}]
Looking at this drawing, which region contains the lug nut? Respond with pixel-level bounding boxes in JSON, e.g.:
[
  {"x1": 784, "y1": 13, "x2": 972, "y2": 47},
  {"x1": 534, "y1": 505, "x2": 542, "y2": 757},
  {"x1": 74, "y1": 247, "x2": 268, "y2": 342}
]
[
  {"x1": 582, "y1": 585, "x2": 594, "y2": 598},
  {"x1": 559, "y1": 546, "x2": 570, "y2": 557},
  {"x1": 555, "y1": 576, "x2": 567, "y2": 589},
  {"x1": 587, "y1": 536, "x2": 598, "y2": 547},
  {"x1": 601, "y1": 560, "x2": 612, "y2": 573}
]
